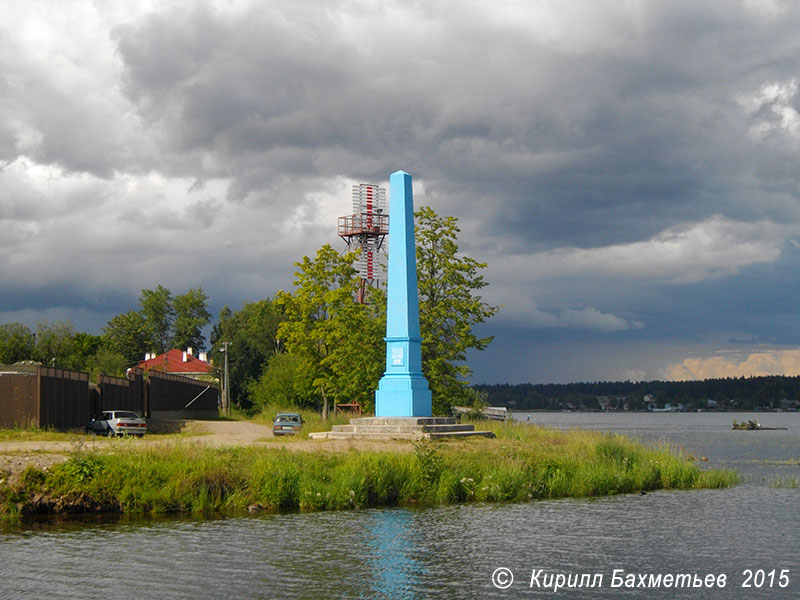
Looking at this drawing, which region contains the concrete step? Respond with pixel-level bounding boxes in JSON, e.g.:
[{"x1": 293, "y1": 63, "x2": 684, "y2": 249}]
[
  {"x1": 309, "y1": 416, "x2": 495, "y2": 441},
  {"x1": 331, "y1": 425, "x2": 355, "y2": 432},
  {"x1": 349, "y1": 417, "x2": 457, "y2": 426},
  {"x1": 309, "y1": 429, "x2": 496, "y2": 440},
  {"x1": 423, "y1": 424, "x2": 476, "y2": 433},
  {"x1": 332, "y1": 423, "x2": 477, "y2": 434},
  {"x1": 333, "y1": 424, "x2": 430, "y2": 433},
  {"x1": 429, "y1": 430, "x2": 495, "y2": 439},
  {"x1": 308, "y1": 431, "x2": 424, "y2": 440}
]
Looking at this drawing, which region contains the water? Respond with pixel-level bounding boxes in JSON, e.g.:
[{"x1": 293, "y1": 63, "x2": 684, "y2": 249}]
[
  {"x1": 1, "y1": 412, "x2": 798, "y2": 599},
  {"x1": 512, "y1": 411, "x2": 800, "y2": 483}
]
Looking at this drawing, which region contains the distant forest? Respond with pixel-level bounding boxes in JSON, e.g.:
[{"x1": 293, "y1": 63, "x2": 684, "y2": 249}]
[{"x1": 474, "y1": 376, "x2": 800, "y2": 411}]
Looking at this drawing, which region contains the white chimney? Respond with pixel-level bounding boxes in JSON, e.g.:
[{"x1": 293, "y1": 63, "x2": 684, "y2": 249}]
[
  {"x1": 182, "y1": 351, "x2": 188, "y2": 362},
  {"x1": 199, "y1": 352, "x2": 207, "y2": 362},
  {"x1": 187, "y1": 347, "x2": 193, "y2": 356}
]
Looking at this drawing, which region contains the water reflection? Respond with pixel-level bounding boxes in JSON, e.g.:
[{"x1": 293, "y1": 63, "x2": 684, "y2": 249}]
[{"x1": 364, "y1": 509, "x2": 423, "y2": 599}]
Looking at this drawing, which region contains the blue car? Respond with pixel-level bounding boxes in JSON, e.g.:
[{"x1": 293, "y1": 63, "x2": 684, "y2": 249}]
[{"x1": 272, "y1": 413, "x2": 303, "y2": 436}]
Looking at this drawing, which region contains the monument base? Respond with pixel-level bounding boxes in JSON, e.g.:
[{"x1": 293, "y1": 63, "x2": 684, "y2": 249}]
[
  {"x1": 308, "y1": 417, "x2": 495, "y2": 440},
  {"x1": 374, "y1": 374, "x2": 432, "y2": 417}
]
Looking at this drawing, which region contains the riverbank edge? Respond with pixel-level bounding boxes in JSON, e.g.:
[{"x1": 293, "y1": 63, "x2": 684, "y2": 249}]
[{"x1": 0, "y1": 423, "x2": 738, "y2": 519}]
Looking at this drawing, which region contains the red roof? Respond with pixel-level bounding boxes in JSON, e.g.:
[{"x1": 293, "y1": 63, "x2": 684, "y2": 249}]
[{"x1": 137, "y1": 349, "x2": 214, "y2": 374}]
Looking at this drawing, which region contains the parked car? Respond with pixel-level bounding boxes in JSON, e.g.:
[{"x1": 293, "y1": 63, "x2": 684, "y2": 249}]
[
  {"x1": 86, "y1": 410, "x2": 147, "y2": 437},
  {"x1": 272, "y1": 412, "x2": 303, "y2": 436}
]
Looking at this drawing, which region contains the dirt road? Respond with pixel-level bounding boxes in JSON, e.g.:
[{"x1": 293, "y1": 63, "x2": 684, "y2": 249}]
[
  {"x1": 0, "y1": 420, "x2": 413, "y2": 479},
  {"x1": 0, "y1": 420, "x2": 275, "y2": 478}
]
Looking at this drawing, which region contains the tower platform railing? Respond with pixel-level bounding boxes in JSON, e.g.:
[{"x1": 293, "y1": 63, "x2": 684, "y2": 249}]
[{"x1": 338, "y1": 213, "x2": 389, "y2": 238}]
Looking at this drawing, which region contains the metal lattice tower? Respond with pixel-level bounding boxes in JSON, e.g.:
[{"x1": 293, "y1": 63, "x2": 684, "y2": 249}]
[{"x1": 338, "y1": 184, "x2": 389, "y2": 303}]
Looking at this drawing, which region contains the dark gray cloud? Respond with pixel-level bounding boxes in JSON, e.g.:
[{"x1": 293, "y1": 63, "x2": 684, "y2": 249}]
[{"x1": 2, "y1": 0, "x2": 800, "y2": 382}]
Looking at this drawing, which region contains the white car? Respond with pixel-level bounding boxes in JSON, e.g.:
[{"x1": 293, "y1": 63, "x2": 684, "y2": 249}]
[{"x1": 87, "y1": 410, "x2": 147, "y2": 437}]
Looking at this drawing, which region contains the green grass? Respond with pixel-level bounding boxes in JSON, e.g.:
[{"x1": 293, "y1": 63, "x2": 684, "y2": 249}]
[
  {"x1": 0, "y1": 421, "x2": 739, "y2": 518},
  {"x1": 766, "y1": 476, "x2": 798, "y2": 489},
  {"x1": 0, "y1": 428, "x2": 84, "y2": 442},
  {"x1": 0, "y1": 425, "x2": 208, "y2": 442}
]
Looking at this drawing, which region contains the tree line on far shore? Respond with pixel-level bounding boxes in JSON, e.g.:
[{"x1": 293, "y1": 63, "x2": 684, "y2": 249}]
[
  {"x1": 0, "y1": 207, "x2": 498, "y2": 416},
  {"x1": 476, "y1": 377, "x2": 800, "y2": 412}
]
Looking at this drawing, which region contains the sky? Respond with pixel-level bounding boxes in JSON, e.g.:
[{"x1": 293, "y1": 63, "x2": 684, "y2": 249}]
[{"x1": 2, "y1": 0, "x2": 800, "y2": 385}]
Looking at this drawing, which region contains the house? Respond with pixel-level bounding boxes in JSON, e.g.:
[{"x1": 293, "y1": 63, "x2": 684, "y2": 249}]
[{"x1": 136, "y1": 348, "x2": 215, "y2": 380}]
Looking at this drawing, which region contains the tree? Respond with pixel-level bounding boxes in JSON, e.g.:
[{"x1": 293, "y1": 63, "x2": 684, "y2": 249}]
[
  {"x1": 33, "y1": 321, "x2": 77, "y2": 367},
  {"x1": 0, "y1": 322, "x2": 35, "y2": 364},
  {"x1": 415, "y1": 206, "x2": 499, "y2": 414},
  {"x1": 85, "y1": 348, "x2": 128, "y2": 380},
  {"x1": 67, "y1": 332, "x2": 103, "y2": 371},
  {"x1": 264, "y1": 207, "x2": 499, "y2": 416},
  {"x1": 103, "y1": 285, "x2": 212, "y2": 366},
  {"x1": 248, "y1": 352, "x2": 307, "y2": 411},
  {"x1": 139, "y1": 285, "x2": 174, "y2": 353},
  {"x1": 273, "y1": 245, "x2": 385, "y2": 414},
  {"x1": 173, "y1": 288, "x2": 212, "y2": 351},
  {"x1": 33, "y1": 323, "x2": 103, "y2": 371},
  {"x1": 103, "y1": 310, "x2": 151, "y2": 365},
  {"x1": 210, "y1": 299, "x2": 283, "y2": 409}
]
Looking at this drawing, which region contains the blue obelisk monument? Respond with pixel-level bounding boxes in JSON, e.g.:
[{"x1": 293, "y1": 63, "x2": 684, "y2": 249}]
[{"x1": 375, "y1": 171, "x2": 432, "y2": 417}]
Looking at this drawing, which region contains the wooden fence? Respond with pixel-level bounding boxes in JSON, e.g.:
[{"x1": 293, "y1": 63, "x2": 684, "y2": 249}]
[
  {"x1": 0, "y1": 365, "x2": 89, "y2": 429},
  {"x1": 0, "y1": 364, "x2": 218, "y2": 429}
]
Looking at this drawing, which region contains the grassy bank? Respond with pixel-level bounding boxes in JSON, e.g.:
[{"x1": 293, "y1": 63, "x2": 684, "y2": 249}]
[{"x1": 0, "y1": 423, "x2": 738, "y2": 518}]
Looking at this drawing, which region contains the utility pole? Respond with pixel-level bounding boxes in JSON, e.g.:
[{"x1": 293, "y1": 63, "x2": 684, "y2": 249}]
[{"x1": 221, "y1": 341, "x2": 231, "y2": 417}]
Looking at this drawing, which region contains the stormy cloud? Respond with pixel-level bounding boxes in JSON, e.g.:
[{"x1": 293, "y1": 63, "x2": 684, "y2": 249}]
[{"x1": 2, "y1": 0, "x2": 800, "y2": 383}]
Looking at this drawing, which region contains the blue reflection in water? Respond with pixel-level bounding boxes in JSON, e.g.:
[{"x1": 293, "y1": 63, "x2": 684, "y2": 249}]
[{"x1": 365, "y1": 509, "x2": 423, "y2": 599}]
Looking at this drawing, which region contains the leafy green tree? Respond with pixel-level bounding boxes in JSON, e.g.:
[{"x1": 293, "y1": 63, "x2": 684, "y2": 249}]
[
  {"x1": 0, "y1": 322, "x2": 35, "y2": 364},
  {"x1": 210, "y1": 299, "x2": 283, "y2": 409},
  {"x1": 103, "y1": 310, "x2": 151, "y2": 365},
  {"x1": 263, "y1": 207, "x2": 498, "y2": 416},
  {"x1": 415, "y1": 207, "x2": 499, "y2": 414},
  {"x1": 103, "y1": 285, "x2": 212, "y2": 366},
  {"x1": 318, "y1": 286, "x2": 385, "y2": 412},
  {"x1": 274, "y1": 245, "x2": 384, "y2": 414},
  {"x1": 173, "y1": 288, "x2": 212, "y2": 351},
  {"x1": 248, "y1": 352, "x2": 307, "y2": 411},
  {"x1": 67, "y1": 332, "x2": 103, "y2": 371},
  {"x1": 139, "y1": 284, "x2": 174, "y2": 353},
  {"x1": 34, "y1": 321, "x2": 77, "y2": 367},
  {"x1": 85, "y1": 348, "x2": 128, "y2": 380},
  {"x1": 2, "y1": 320, "x2": 115, "y2": 375}
]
